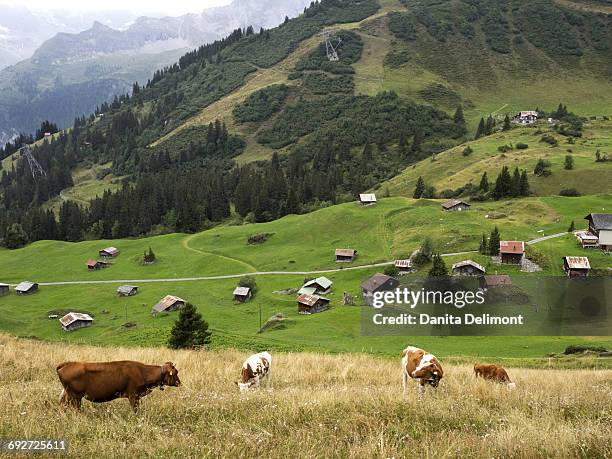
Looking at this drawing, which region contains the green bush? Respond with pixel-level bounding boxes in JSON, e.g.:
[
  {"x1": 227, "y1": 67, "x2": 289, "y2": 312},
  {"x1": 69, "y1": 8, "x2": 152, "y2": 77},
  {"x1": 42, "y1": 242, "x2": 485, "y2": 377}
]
[{"x1": 233, "y1": 85, "x2": 289, "y2": 123}]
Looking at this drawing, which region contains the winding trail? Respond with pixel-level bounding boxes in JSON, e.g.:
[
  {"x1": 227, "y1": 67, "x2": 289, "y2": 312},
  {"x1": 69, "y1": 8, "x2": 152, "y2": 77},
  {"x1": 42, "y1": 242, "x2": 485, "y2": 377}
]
[{"x1": 6, "y1": 233, "x2": 569, "y2": 287}]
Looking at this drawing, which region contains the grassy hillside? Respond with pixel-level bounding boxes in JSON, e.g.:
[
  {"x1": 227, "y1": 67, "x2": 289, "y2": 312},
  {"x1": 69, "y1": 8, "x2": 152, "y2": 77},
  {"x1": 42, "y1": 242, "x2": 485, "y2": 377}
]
[
  {"x1": 2, "y1": 336, "x2": 611, "y2": 458},
  {"x1": 384, "y1": 119, "x2": 612, "y2": 197},
  {"x1": 1, "y1": 196, "x2": 610, "y2": 354}
]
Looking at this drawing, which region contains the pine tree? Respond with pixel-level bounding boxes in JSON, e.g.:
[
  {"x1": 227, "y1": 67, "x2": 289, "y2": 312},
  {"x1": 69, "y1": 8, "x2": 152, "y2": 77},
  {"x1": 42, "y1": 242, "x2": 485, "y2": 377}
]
[
  {"x1": 413, "y1": 176, "x2": 425, "y2": 198},
  {"x1": 519, "y1": 170, "x2": 530, "y2": 196},
  {"x1": 168, "y1": 303, "x2": 211, "y2": 349},
  {"x1": 479, "y1": 233, "x2": 488, "y2": 254},
  {"x1": 428, "y1": 253, "x2": 448, "y2": 277},
  {"x1": 475, "y1": 118, "x2": 485, "y2": 139},
  {"x1": 485, "y1": 115, "x2": 495, "y2": 135},
  {"x1": 454, "y1": 105, "x2": 465, "y2": 125},
  {"x1": 479, "y1": 172, "x2": 489, "y2": 192},
  {"x1": 502, "y1": 114, "x2": 511, "y2": 131},
  {"x1": 568, "y1": 220, "x2": 575, "y2": 232},
  {"x1": 511, "y1": 167, "x2": 521, "y2": 197},
  {"x1": 564, "y1": 155, "x2": 574, "y2": 170},
  {"x1": 489, "y1": 226, "x2": 501, "y2": 256}
]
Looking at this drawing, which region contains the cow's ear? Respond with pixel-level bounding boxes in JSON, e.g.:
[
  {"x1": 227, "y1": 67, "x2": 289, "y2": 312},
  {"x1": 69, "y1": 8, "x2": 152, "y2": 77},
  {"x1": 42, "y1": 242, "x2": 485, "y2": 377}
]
[{"x1": 233, "y1": 381, "x2": 239, "y2": 386}]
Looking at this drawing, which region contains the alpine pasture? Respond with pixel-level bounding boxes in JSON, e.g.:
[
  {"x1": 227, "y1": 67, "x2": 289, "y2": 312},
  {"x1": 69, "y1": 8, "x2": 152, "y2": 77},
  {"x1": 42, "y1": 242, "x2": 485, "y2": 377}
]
[{"x1": 1, "y1": 336, "x2": 611, "y2": 458}]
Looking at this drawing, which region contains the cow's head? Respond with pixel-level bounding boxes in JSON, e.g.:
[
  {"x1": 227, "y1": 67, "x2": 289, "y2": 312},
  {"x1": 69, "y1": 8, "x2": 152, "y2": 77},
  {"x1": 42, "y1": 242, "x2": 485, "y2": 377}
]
[
  {"x1": 234, "y1": 376, "x2": 258, "y2": 393},
  {"x1": 162, "y1": 362, "x2": 181, "y2": 387},
  {"x1": 414, "y1": 362, "x2": 443, "y2": 388}
]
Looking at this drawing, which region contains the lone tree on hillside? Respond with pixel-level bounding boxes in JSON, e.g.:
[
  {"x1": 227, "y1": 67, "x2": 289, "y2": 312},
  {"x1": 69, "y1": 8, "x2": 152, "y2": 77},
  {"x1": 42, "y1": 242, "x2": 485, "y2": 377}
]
[
  {"x1": 168, "y1": 303, "x2": 211, "y2": 349},
  {"x1": 479, "y1": 233, "x2": 488, "y2": 254},
  {"x1": 568, "y1": 220, "x2": 575, "y2": 232},
  {"x1": 475, "y1": 117, "x2": 486, "y2": 139},
  {"x1": 413, "y1": 176, "x2": 425, "y2": 198},
  {"x1": 564, "y1": 154, "x2": 574, "y2": 170},
  {"x1": 413, "y1": 237, "x2": 434, "y2": 266},
  {"x1": 489, "y1": 226, "x2": 501, "y2": 256},
  {"x1": 143, "y1": 247, "x2": 156, "y2": 263}
]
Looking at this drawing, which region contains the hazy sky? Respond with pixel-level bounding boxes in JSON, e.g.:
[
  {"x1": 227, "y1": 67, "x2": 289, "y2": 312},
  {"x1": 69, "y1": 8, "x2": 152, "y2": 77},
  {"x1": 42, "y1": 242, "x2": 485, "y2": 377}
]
[{"x1": 1, "y1": 0, "x2": 233, "y2": 16}]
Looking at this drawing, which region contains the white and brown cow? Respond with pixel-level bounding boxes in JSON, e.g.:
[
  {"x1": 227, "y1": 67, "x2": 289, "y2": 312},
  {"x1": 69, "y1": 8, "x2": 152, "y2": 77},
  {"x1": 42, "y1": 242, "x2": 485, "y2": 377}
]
[
  {"x1": 401, "y1": 346, "x2": 443, "y2": 394},
  {"x1": 474, "y1": 363, "x2": 516, "y2": 389},
  {"x1": 235, "y1": 352, "x2": 272, "y2": 393}
]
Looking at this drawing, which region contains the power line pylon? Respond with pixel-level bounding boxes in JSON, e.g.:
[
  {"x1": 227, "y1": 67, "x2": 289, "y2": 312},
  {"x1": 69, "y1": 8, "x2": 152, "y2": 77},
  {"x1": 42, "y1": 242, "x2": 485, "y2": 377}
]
[
  {"x1": 320, "y1": 29, "x2": 341, "y2": 62},
  {"x1": 21, "y1": 145, "x2": 47, "y2": 180}
]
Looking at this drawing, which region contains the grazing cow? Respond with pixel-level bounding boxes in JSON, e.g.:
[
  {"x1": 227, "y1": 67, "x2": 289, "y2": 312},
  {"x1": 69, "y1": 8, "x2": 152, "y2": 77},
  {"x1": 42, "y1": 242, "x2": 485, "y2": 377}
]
[
  {"x1": 57, "y1": 360, "x2": 181, "y2": 412},
  {"x1": 235, "y1": 352, "x2": 272, "y2": 393},
  {"x1": 401, "y1": 346, "x2": 443, "y2": 394},
  {"x1": 474, "y1": 363, "x2": 516, "y2": 389}
]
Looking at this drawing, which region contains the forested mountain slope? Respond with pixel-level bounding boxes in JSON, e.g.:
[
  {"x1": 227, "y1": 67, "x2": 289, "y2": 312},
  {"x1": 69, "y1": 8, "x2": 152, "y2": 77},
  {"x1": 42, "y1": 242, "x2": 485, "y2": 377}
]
[{"x1": 0, "y1": 0, "x2": 611, "y2": 249}]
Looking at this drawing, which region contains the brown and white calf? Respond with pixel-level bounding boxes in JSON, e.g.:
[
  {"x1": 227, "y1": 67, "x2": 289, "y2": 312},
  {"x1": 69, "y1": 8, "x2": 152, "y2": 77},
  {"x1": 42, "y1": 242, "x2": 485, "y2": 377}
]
[
  {"x1": 474, "y1": 363, "x2": 516, "y2": 389},
  {"x1": 235, "y1": 352, "x2": 272, "y2": 393},
  {"x1": 401, "y1": 346, "x2": 443, "y2": 394}
]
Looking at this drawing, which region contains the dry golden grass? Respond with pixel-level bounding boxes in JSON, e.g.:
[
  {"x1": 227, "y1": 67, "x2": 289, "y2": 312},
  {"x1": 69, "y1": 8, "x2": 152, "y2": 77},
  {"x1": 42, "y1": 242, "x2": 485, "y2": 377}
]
[{"x1": 1, "y1": 334, "x2": 611, "y2": 458}]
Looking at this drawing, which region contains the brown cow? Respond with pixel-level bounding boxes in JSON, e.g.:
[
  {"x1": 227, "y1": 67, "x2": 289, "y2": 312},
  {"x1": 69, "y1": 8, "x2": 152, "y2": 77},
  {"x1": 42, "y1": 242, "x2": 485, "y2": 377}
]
[
  {"x1": 401, "y1": 346, "x2": 444, "y2": 395},
  {"x1": 57, "y1": 360, "x2": 181, "y2": 412},
  {"x1": 474, "y1": 363, "x2": 515, "y2": 388}
]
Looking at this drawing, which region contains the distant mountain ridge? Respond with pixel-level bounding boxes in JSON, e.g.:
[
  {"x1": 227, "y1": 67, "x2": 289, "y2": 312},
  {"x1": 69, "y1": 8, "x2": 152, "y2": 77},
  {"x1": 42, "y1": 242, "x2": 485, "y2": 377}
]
[{"x1": 0, "y1": 0, "x2": 311, "y2": 146}]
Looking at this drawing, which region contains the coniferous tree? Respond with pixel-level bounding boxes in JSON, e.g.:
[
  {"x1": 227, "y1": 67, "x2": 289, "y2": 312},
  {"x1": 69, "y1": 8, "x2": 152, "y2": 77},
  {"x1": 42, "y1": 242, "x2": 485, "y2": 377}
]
[
  {"x1": 489, "y1": 226, "x2": 501, "y2": 256},
  {"x1": 568, "y1": 220, "x2": 575, "y2": 232},
  {"x1": 502, "y1": 114, "x2": 511, "y2": 131},
  {"x1": 168, "y1": 303, "x2": 211, "y2": 349},
  {"x1": 485, "y1": 115, "x2": 495, "y2": 135},
  {"x1": 411, "y1": 129, "x2": 424, "y2": 154},
  {"x1": 428, "y1": 253, "x2": 448, "y2": 277},
  {"x1": 511, "y1": 167, "x2": 521, "y2": 197},
  {"x1": 564, "y1": 155, "x2": 574, "y2": 170},
  {"x1": 519, "y1": 170, "x2": 530, "y2": 196},
  {"x1": 475, "y1": 118, "x2": 486, "y2": 139},
  {"x1": 479, "y1": 233, "x2": 488, "y2": 254},
  {"x1": 479, "y1": 172, "x2": 489, "y2": 192},
  {"x1": 413, "y1": 176, "x2": 425, "y2": 198}
]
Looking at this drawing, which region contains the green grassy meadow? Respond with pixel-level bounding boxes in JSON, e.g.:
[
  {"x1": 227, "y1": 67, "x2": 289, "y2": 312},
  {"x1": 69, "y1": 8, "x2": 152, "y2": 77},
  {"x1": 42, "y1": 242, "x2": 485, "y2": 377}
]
[
  {"x1": 1, "y1": 195, "x2": 610, "y2": 361},
  {"x1": 384, "y1": 120, "x2": 612, "y2": 197}
]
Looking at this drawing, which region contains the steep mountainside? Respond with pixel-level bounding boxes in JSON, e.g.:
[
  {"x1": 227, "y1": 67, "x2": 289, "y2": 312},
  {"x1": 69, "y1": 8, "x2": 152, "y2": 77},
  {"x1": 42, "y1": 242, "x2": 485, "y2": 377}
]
[
  {"x1": 1, "y1": 0, "x2": 611, "y2": 249},
  {"x1": 0, "y1": 0, "x2": 312, "y2": 146}
]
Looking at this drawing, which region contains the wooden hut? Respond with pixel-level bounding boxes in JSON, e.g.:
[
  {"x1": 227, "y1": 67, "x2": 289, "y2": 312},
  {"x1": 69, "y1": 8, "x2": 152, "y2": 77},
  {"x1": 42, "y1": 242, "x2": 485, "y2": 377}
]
[
  {"x1": 575, "y1": 231, "x2": 599, "y2": 249},
  {"x1": 584, "y1": 213, "x2": 612, "y2": 251},
  {"x1": 99, "y1": 246, "x2": 120, "y2": 258},
  {"x1": 499, "y1": 241, "x2": 525, "y2": 264},
  {"x1": 86, "y1": 259, "x2": 110, "y2": 270},
  {"x1": 562, "y1": 256, "x2": 590, "y2": 277},
  {"x1": 361, "y1": 273, "x2": 399, "y2": 306},
  {"x1": 441, "y1": 199, "x2": 470, "y2": 212},
  {"x1": 394, "y1": 259, "x2": 413, "y2": 274},
  {"x1": 152, "y1": 295, "x2": 185, "y2": 314},
  {"x1": 335, "y1": 248, "x2": 357, "y2": 262},
  {"x1": 479, "y1": 275, "x2": 512, "y2": 291},
  {"x1": 359, "y1": 193, "x2": 377, "y2": 206},
  {"x1": 59, "y1": 312, "x2": 93, "y2": 332},
  {"x1": 233, "y1": 286, "x2": 252, "y2": 303},
  {"x1": 15, "y1": 281, "x2": 38, "y2": 295},
  {"x1": 117, "y1": 285, "x2": 138, "y2": 297},
  {"x1": 0, "y1": 283, "x2": 9, "y2": 296},
  {"x1": 452, "y1": 260, "x2": 486, "y2": 276},
  {"x1": 300, "y1": 276, "x2": 333, "y2": 295},
  {"x1": 297, "y1": 293, "x2": 330, "y2": 314}
]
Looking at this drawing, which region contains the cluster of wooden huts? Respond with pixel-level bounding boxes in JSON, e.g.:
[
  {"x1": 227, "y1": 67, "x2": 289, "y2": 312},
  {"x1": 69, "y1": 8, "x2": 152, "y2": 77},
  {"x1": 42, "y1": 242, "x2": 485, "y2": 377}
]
[{"x1": 86, "y1": 246, "x2": 120, "y2": 271}]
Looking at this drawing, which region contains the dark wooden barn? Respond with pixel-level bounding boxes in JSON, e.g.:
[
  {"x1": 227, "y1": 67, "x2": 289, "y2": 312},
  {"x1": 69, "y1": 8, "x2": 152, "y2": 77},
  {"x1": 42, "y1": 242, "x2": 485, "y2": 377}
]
[
  {"x1": 562, "y1": 256, "x2": 590, "y2": 278},
  {"x1": 233, "y1": 286, "x2": 252, "y2": 303},
  {"x1": 452, "y1": 260, "x2": 486, "y2": 276},
  {"x1": 86, "y1": 259, "x2": 110, "y2": 270},
  {"x1": 59, "y1": 312, "x2": 94, "y2": 332},
  {"x1": 584, "y1": 213, "x2": 612, "y2": 251},
  {"x1": 361, "y1": 273, "x2": 400, "y2": 306},
  {"x1": 499, "y1": 241, "x2": 525, "y2": 264},
  {"x1": 99, "y1": 246, "x2": 120, "y2": 258},
  {"x1": 441, "y1": 199, "x2": 470, "y2": 212},
  {"x1": 152, "y1": 295, "x2": 185, "y2": 314},
  {"x1": 335, "y1": 248, "x2": 357, "y2": 262},
  {"x1": 15, "y1": 281, "x2": 38, "y2": 295},
  {"x1": 297, "y1": 293, "x2": 330, "y2": 314},
  {"x1": 117, "y1": 285, "x2": 139, "y2": 297}
]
